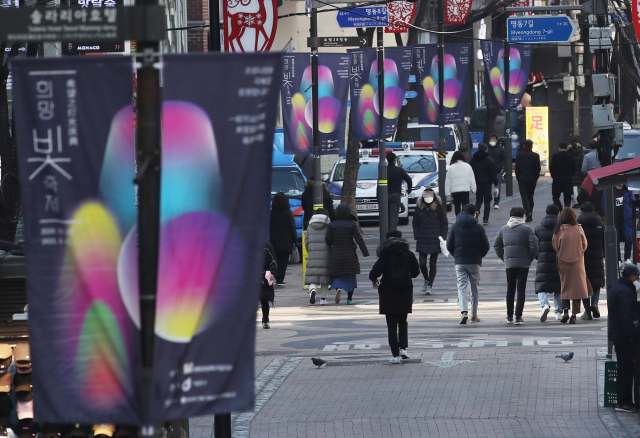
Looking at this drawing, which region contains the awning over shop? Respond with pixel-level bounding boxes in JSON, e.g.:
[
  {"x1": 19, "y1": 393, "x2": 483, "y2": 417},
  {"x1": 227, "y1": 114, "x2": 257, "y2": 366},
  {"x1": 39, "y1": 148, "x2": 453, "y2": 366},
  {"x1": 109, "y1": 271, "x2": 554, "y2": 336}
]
[{"x1": 581, "y1": 157, "x2": 640, "y2": 195}]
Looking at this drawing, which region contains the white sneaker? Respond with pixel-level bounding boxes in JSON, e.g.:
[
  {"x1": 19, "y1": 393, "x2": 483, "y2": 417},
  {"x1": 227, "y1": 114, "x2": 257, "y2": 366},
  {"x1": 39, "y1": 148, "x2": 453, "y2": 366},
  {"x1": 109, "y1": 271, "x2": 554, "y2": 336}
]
[
  {"x1": 389, "y1": 356, "x2": 401, "y2": 364},
  {"x1": 309, "y1": 288, "x2": 317, "y2": 305},
  {"x1": 555, "y1": 313, "x2": 562, "y2": 321},
  {"x1": 320, "y1": 298, "x2": 327, "y2": 305},
  {"x1": 400, "y1": 349, "x2": 409, "y2": 359},
  {"x1": 494, "y1": 204, "x2": 500, "y2": 209},
  {"x1": 540, "y1": 305, "x2": 550, "y2": 322}
]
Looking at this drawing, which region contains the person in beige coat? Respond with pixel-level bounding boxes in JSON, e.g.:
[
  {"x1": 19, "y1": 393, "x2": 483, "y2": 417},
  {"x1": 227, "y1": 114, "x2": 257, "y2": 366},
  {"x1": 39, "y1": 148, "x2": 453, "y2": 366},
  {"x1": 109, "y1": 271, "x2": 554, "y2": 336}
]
[{"x1": 552, "y1": 207, "x2": 593, "y2": 324}]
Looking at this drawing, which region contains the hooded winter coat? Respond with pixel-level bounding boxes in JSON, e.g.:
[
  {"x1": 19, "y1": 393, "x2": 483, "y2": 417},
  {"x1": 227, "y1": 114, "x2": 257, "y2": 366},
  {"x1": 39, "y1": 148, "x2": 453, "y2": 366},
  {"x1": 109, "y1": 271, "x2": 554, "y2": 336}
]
[
  {"x1": 569, "y1": 145, "x2": 585, "y2": 186},
  {"x1": 493, "y1": 217, "x2": 539, "y2": 268},
  {"x1": 581, "y1": 149, "x2": 601, "y2": 176},
  {"x1": 553, "y1": 224, "x2": 593, "y2": 300},
  {"x1": 269, "y1": 208, "x2": 297, "y2": 253},
  {"x1": 493, "y1": 113, "x2": 507, "y2": 138},
  {"x1": 577, "y1": 212, "x2": 605, "y2": 290},
  {"x1": 470, "y1": 151, "x2": 499, "y2": 187},
  {"x1": 446, "y1": 211, "x2": 490, "y2": 265},
  {"x1": 326, "y1": 204, "x2": 370, "y2": 278},
  {"x1": 609, "y1": 277, "x2": 639, "y2": 341},
  {"x1": 602, "y1": 184, "x2": 634, "y2": 239},
  {"x1": 488, "y1": 142, "x2": 506, "y2": 172},
  {"x1": 369, "y1": 238, "x2": 420, "y2": 315},
  {"x1": 304, "y1": 214, "x2": 331, "y2": 285},
  {"x1": 445, "y1": 161, "x2": 476, "y2": 196},
  {"x1": 534, "y1": 214, "x2": 561, "y2": 294},
  {"x1": 412, "y1": 195, "x2": 448, "y2": 255}
]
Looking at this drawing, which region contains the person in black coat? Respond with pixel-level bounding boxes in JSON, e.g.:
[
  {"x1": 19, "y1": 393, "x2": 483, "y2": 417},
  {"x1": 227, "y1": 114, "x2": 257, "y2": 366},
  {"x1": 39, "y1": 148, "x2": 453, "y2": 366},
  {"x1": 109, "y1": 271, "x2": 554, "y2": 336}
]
[
  {"x1": 568, "y1": 136, "x2": 585, "y2": 207},
  {"x1": 412, "y1": 189, "x2": 448, "y2": 295},
  {"x1": 270, "y1": 192, "x2": 297, "y2": 285},
  {"x1": 577, "y1": 202, "x2": 604, "y2": 320},
  {"x1": 369, "y1": 230, "x2": 420, "y2": 363},
  {"x1": 549, "y1": 142, "x2": 576, "y2": 210},
  {"x1": 607, "y1": 264, "x2": 640, "y2": 413},
  {"x1": 326, "y1": 203, "x2": 370, "y2": 304},
  {"x1": 487, "y1": 133, "x2": 506, "y2": 208},
  {"x1": 301, "y1": 180, "x2": 335, "y2": 230},
  {"x1": 534, "y1": 205, "x2": 562, "y2": 321},
  {"x1": 470, "y1": 143, "x2": 499, "y2": 225},
  {"x1": 386, "y1": 152, "x2": 413, "y2": 231},
  {"x1": 260, "y1": 243, "x2": 278, "y2": 329},
  {"x1": 515, "y1": 140, "x2": 541, "y2": 222}
]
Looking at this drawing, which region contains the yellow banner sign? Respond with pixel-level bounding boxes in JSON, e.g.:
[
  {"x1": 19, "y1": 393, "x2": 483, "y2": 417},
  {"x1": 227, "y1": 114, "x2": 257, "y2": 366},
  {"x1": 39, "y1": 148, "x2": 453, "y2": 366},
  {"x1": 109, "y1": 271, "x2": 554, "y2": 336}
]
[{"x1": 526, "y1": 107, "x2": 549, "y2": 171}]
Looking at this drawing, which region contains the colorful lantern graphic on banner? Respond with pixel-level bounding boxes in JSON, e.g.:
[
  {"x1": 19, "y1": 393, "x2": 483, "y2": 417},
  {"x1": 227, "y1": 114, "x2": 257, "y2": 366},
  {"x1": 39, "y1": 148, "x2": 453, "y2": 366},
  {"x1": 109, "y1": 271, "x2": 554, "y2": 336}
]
[
  {"x1": 481, "y1": 41, "x2": 532, "y2": 110},
  {"x1": 422, "y1": 54, "x2": 463, "y2": 122},
  {"x1": 445, "y1": 0, "x2": 472, "y2": 24}
]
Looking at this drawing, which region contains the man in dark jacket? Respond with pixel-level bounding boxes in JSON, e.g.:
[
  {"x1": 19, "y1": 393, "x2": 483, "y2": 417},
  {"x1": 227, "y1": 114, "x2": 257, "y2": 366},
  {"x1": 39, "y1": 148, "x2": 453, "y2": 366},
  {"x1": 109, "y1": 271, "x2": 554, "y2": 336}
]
[
  {"x1": 568, "y1": 136, "x2": 585, "y2": 207},
  {"x1": 534, "y1": 205, "x2": 562, "y2": 321},
  {"x1": 386, "y1": 152, "x2": 413, "y2": 231},
  {"x1": 369, "y1": 230, "x2": 420, "y2": 364},
  {"x1": 515, "y1": 140, "x2": 541, "y2": 222},
  {"x1": 446, "y1": 204, "x2": 490, "y2": 324},
  {"x1": 577, "y1": 202, "x2": 604, "y2": 320},
  {"x1": 301, "y1": 180, "x2": 335, "y2": 230},
  {"x1": 487, "y1": 133, "x2": 505, "y2": 209},
  {"x1": 470, "y1": 143, "x2": 499, "y2": 225},
  {"x1": 549, "y1": 142, "x2": 575, "y2": 210},
  {"x1": 608, "y1": 263, "x2": 640, "y2": 413}
]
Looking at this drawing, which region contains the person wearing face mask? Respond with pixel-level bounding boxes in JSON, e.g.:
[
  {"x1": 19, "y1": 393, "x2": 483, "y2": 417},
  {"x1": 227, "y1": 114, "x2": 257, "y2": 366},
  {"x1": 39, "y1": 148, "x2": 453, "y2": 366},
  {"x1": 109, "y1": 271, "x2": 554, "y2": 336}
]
[
  {"x1": 602, "y1": 184, "x2": 634, "y2": 264},
  {"x1": 412, "y1": 189, "x2": 448, "y2": 295},
  {"x1": 487, "y1": 133, "x2": 505, "y2": 209},
  {"x1": 608, "y1": 263, "x2": 640, "y2": 413}
]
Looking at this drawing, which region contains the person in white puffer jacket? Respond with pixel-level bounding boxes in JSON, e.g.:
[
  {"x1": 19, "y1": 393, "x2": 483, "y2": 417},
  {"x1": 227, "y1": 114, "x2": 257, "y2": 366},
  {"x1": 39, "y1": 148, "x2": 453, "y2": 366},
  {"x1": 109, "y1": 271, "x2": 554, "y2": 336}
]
[{"x1": 445, "y1": 151, "x2": 477, "y2": 215}]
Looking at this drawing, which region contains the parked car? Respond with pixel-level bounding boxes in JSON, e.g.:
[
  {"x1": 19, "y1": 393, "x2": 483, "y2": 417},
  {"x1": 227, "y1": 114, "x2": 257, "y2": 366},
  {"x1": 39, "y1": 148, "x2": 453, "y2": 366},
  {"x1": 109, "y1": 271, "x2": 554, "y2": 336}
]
[{"x1": 404, "y1": 123, "x2": 471, "y2": 166}]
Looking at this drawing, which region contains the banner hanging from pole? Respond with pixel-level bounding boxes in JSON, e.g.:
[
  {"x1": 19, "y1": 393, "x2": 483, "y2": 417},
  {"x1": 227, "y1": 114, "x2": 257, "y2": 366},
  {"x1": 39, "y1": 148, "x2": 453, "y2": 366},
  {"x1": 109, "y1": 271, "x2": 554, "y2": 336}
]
[
  {"x1": 526, "y1": 106, "x2": 549, "y2": 171},
  {"x1": 481, "y1": 40, "x2": 532, "y2": 110},
  {"x1": 414, "y1": 43, "x2": 472, "y2": 125},
  {"x1": 281, "y1": 53, "x2": 349, "y2": 155},
  {"x1": 12, "y1": 57, "x2": 143, "y2": 424}
]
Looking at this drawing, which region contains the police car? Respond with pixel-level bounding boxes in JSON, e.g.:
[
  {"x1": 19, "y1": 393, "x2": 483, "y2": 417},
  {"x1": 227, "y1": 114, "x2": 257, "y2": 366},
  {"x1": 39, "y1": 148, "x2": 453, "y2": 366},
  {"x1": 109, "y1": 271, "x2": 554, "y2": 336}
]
[{"x1": 326, "y1": 148, "x2": 410, "y2": 225}]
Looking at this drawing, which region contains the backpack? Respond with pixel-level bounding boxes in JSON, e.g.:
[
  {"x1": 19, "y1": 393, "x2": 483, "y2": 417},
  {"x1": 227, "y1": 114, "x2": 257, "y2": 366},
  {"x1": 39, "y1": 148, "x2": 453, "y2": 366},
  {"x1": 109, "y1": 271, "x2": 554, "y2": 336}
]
[{"x1": 387, "y1": 249, "x2": 412, "y2": 289}]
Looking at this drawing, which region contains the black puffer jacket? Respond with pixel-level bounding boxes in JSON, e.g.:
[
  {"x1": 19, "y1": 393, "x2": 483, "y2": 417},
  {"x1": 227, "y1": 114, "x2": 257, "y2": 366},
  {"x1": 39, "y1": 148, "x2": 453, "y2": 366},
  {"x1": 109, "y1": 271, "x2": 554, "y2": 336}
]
[
  {"x1": 488, "y1": 143, "x2": 506, "y2": 172},
  {"x1": 569, "y1": 146, "x2": 585, "y2": 186},
  {"x1": 577, "y1": 212, "x2": 605, "y2": 289},
  {"x1": 260, "y1": 243, "x2": 278, "y2": 302},
  {"x1": 412, "y1": 195, "x2": 448, "y2": 254},
  {"x1": 301, "y1": 184, "x2": 335, "y2": 229},
  {"x1": 326, "y1": 204, "x2": 369, "y2": 278},
  {"x1": 470, "y1": 151, "x2": 499, "y2": 187},
  {"x1": 534, "y1": 214, "x2": 561, "y2": 294},
  {"x1": 269, "y1": 208, "x2": 297, "y2": 253},
  {"x1": 369, "y1": 238, "x2": 420, "y2": 315},
  {"x1": 446, "y1": 211, "x2": 490, "y2": 265}
]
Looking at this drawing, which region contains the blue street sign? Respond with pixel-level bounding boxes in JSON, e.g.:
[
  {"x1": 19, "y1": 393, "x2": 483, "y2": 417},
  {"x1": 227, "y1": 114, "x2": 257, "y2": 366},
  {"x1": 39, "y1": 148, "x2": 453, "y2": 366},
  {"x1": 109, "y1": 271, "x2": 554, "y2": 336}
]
[
  {"x1": 336, "y1": 6, "x2": 389, "y2": 28},
  {"x1": 405, "y1": 90, "x2": 417, "y2": 99},
  {"x1": 408, "y1": 75, "x2": 416, "y2": 83},
  {"x1": 507, "y1": 15, "x2": 577, "y2": 43}
]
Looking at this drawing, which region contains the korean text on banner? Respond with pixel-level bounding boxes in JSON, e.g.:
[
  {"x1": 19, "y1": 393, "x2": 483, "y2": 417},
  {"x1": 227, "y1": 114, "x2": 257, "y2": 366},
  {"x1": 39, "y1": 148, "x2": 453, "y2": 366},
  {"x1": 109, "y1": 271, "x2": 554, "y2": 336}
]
[
  {"x1": 413, "y1": 44, "x2": 471, "y2": 125},
  {"x1": 481, "y1": 40, "x2": 532, "y2": 110},
  {"x1": 153, "y1": 53, "x2": 282, "y2": 422},
  {"x1": 281, "y1": 53, "x2": 349, "y2": 155},
  {"x1": 12, "y1": 57, "x2": 142, "y2": 425},
  {"x1": 526, "y1": 106, "x2": 549, "y2": 171}
]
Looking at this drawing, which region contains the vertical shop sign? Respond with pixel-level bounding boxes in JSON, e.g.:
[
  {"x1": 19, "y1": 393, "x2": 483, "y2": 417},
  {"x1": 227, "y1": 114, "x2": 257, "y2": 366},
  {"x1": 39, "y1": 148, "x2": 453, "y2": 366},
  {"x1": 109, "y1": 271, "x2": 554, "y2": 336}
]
[{"x1": 526, "y1": 106, "x2": 549, "y2": 171}]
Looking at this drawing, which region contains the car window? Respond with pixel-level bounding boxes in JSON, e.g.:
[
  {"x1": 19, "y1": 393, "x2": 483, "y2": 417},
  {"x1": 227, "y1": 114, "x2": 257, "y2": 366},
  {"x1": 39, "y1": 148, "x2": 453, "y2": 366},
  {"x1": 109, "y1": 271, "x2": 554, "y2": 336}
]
[
  {"x1": 616, "y1": 134, "x2": 640, "y2": 161},
  {"x1": 271, "y1": 168, "x2": 305, "y2": 197},
  {"x1": 333, "y1": 161, "x2": 379, "y2": 181},
  {"x1": 407, "y1": 126, "x2": 456, "y2": 151},
  {"x1": 398, "y1": 154, "x2": 437, "y2": 173}
]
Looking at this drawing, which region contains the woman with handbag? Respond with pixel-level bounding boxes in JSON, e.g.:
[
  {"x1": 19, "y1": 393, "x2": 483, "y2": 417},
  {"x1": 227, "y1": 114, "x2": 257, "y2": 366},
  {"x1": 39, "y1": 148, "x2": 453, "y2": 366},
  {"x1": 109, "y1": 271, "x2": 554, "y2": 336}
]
[
  {"x1": 261, "y1": 243, "x2": 278, "y2": 329},
  {"x1": 412, "y1": 188, "x2": 448, "y2": 295},
  {"x1": 270, "y1": 192, "x2": 298, "y2": 286}
]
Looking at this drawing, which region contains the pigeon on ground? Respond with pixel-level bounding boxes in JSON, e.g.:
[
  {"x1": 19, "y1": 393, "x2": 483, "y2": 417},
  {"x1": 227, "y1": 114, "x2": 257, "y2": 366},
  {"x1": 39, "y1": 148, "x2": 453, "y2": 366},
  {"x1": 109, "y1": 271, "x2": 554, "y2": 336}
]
[
  {"x1": 556, "y1": 352, "x2": 574, "y2": 362},
  {"x1": 311, "y1": 358, "x2": 327, "y2": 368}
]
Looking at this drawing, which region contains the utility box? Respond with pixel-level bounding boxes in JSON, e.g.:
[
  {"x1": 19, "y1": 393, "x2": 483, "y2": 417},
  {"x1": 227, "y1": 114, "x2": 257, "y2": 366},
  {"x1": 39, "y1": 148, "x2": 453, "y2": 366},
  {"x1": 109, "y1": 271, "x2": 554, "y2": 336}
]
[
  {"x1": 563, "y1": 76, "x2": 575, "y2": 91},
  {"x1": 592, "y1": 104, "x2": 614, "y2": 129},
  {"x1": 614, "y1": 122, "x2": 624, "y2": 146},
  {"x1": 593, "y1": 73, "x2": 616, "y2": 100}
]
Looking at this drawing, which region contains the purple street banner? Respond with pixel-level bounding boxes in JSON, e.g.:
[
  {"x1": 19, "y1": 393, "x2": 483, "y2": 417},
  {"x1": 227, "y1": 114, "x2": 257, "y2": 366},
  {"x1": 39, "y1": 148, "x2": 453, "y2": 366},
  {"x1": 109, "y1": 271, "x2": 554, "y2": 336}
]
[
  {"x1": 281, "y1": 53, "x2": 349, "y2": 155},
  {"x1": 414, "y1": 43, "x2": 472, "y2": 125},
  {"x1": 481, "y1": 41, "x2": 532, "y2": 110},
  {"x1": 12, "y1": 57, "x2": 143, "y2": 424},
  {"x1": 153, "y1": 53, "x2": 281, "y2": 422},
  {"x1": 349, "y1": 47, "x2": 415, "y2": 140}
]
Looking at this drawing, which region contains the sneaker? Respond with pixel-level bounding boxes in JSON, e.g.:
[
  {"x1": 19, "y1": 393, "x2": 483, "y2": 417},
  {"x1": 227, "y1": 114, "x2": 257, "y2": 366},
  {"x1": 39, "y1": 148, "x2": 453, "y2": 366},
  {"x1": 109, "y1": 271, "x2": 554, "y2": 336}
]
[
  {"x1": 540, "y1": 305, "x2": 550, "y2": 322},
  {"x1": 506, "y1": 317, "x2": 514, "y2": 324},
  {"x1": 526, "y1": 215, "x2": 533, "y2": 223},
  {"x1": 320, "y1": 298, "x2": 327, "y2": 305},
  {"x1": 470, "y1": 316, "x2": 481, "y2": 322},
  {"x1": 309, "y1": 288, "x2": 317, "y2": 305},
  {"x1": 276, "y1": 282, "x2": 286, "y2": 286},
  {"x1": 580, "y1": 311, "x2": 593, "y2": 320},
  {"x1": 515, "y1": 317, "x2": 524, "y2": 325},
  {"x1": 561, "y1": 313, "x2": 570, "y2": 323},
  {"x1": 425, "y1": 285, "x2": 432, "y2": 295},
  {"x1": 347, "y1": 300, "x2": 355, "y2": 305},
  {"x1": 262, "y1": 322, "x2": 270, "y2": 329},
  {"x1": 616, "y1": 404, "x2": 637, "y2": 413},
  {"x1": 592, "y1": 304, "x2": 600, "y2": 318},
  {"x1": 389, "y1": 356, "x2": 401, "y2": 364},
  {"x1": 335, "y1": 288, "x2": 341, "y2": 304},
  {"x1": 460, "y1": 313, "x2": 468, "y2": 324},
  {"x1": 421, "y1": 280, "x2": 428, "y2": 292},
  {"x1": 483, "y1": 219, "x2": 489, "y2": 225},
  {"x1": 399, "y1": 349, "x2": 409, "y2": 359},
  {"x1": 494, "y1": 204, "x2": 500, "y2": 209},
  {"x1": 555, "y1": 313, "x2": 562, "y2": 321},
  {"x1": 569, "y1": 315, "x2": 576, "y2": 324}
]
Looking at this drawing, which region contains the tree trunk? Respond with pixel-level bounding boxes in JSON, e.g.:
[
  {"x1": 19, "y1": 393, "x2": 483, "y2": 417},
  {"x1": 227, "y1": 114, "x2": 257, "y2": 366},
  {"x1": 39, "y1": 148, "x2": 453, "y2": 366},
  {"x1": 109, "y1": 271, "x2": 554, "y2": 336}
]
[{"x1": 341, "y1": 115, "x2": 361, "y2": 218}]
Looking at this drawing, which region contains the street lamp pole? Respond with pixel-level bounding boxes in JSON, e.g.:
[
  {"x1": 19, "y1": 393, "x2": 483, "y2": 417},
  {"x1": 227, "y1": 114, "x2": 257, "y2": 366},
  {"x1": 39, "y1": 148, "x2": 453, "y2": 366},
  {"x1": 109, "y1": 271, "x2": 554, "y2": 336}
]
[
  {"x1": 437, "y1": 0, "x2": 446, "y2": 204},
  {"x1": 377, "y1": 26, "x2": 388, "y2": 243}
]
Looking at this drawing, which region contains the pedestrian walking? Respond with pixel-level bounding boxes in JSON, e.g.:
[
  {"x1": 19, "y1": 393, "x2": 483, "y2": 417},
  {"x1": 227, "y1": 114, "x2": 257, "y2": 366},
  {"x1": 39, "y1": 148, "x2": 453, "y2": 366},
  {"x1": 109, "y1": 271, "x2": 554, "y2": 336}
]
[
  {"x1": 260, "y1": 243, "x2": 278, "y2": 329},
  {"x1": 608, "y1": 263, "x2": 640, "y2": 413},
  {"x1": 445, "y1": 151, "x2": 476, "y2": 215},
  {"x1": 369, "y1": 230, "x2": 420, "y2": 364},
  {"x1": 412, "y1": 188, "x2": 448, "y2": 295},
  {"x1": 577, "y1": 202, "x2": 604, "y2": 320},
  {"x1": 602, "y1": 184, "x2": 634, "y2": 263},
  {"x1": 301, "y1": 180, "x2": 335, "y2": 230},
  {"x1": 326, "y1": 203, "x2": 370, "y2": 305},
  {"x1": 446, "y1": 204, "x2": 490, "y2": 324},
  {"x1": 550, "y1": 142, "x2": 576, "y2": 210},
  {"x1": 487, "y1": 133, "x2": 505, "y2": 209},
  {"x1": 534, "y1": 204, "x2": 563, "y2": 321},
  {"x1": 270, "y1": 192, "x2": 298, "y2": 286},
  {"x1": 493, "y1": 109, "x2": 507, "y2": 138},
  {"x1": 470, "y1": 143, "x2": 499, "y2": 225},
  {"x1": 305, "y1": 208, "x2": 331, "y2": 305},
  {"x1": 493, "y1": 207, "x2": 539, "y2": 325},
  {"x1": 386, "y1": 152, "x2": 413, "y2": 231},
  {"x1": 581, "y1": 140, "x2": 601, "y2": 177},
  {"x1": 515, "y1": 139, "x2": 541, "y2": 222},
  {"x1": 513, "y1": 109, "x2": 527, "y2": 146},
  {"x1": 552, "y1": 207, "x2": 593, "y2": 324},
  {"x1": 568, "y1": 136, "x2": 585, "y2": 207}
]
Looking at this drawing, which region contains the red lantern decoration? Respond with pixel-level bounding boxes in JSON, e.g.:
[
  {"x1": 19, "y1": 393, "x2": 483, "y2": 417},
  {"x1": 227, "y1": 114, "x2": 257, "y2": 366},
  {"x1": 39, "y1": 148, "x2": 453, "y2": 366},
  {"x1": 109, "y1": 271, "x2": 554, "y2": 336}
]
[
  {"x1": 386, "y1": 1, "x2": 417, "y2": 33},
  {"x1": 445, "y1": 0, "x2": 473, "y2": 24}
]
